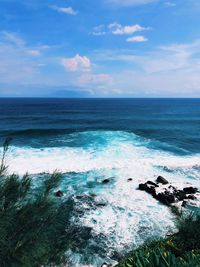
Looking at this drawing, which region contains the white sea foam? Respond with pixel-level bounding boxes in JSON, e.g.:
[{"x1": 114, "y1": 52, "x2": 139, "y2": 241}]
[
  {"x1": 5, "y1": 134, "x2": 200, "y2": 185},
  {"x1": 2, "y1": 131, "x2": 200, "y2": 266}
]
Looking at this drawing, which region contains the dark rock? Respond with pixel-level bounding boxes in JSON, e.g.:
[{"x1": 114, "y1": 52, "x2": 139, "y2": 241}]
[
  {"x1": 138, "y1": 183, "x2": 156, "y2": 197},
  {"x1": 102, "y1": 179, "x2": 110, "y2": 184},
  {"x1": 187, "y1": 195, "x2": 197, "y2": 200},
  {"x1": 183, "y1": 187, "x2": 198, "y2": 194},
  {"x1": 175, "y1": 190, "x2": 186, "y2": 201},
  {"x1": 55, "y1": 190, "x2": 64, "y2": 197},
  {"x1": 156, "y1": 176, "x2": 169, "y2": 185},
  {"x1": 127, "y1": 178, "x2": 133, "y2": 182},
  {"x1": 168, "y1": 185, "x2": 177, "y2": 190},
  {"x1": 96, "y1": 203, "x2": 107, "y2": 207},
  {"x1": 90, "y1": 193, "x2": 97, "y2": 198},
  {"x1": 147, "y1": 181, "x2": 159, "y2": 187},
  {"x1": 138, "y1": 183, "x2": 147, "y2": 191},
  {"x1": 156, "y1": 192, "x2": 176, "y2": 205},
  {"x1": 182, "y1": 200, "x2": 188, "y2": 207}
]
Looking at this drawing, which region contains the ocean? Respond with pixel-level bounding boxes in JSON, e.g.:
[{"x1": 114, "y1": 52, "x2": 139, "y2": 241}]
[{"x1": 0, "y1": 98, "x2": 200, "y2": 266}]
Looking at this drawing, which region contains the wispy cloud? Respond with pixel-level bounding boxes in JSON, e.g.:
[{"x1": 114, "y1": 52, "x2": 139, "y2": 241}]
[
  {"x1": 107, "y1": 0, "x2": 158, "y2": 7},
  {"x1": 108, "y1": 22, "x2": 148, "y2": 35},
  {"x1": 2, "y1": 31, "x2": 25, "y2": 46},
  {"x1": 91, "y1": 25, "x2": 106, "y2": 36},
  {"x1": 164, "y1": 1, "x2": 176, "y2": 7},
  {"x1": 49, "y1": 5, "x2": 77, "y2": 15},
  {"x1": 0, "y1": 31, "x2": 50, "y2": 88},
  {"x1": 126, "y1": 35, "x2": 148, "y2": 42},
  {"x1": 91, "y1": 39, "x2": 200, "y2": 96}
]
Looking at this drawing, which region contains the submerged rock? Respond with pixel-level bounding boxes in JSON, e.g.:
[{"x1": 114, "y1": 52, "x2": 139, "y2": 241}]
[
  {"x1": 55, "y1": 190, "x2": 64, "y2": 197},
  {"x1": 102, "y1": 179, "x2": 110, "y2": 184}
]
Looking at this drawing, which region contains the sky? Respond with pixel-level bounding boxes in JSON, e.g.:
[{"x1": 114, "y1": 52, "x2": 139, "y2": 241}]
[{"x1": 0, "y1": 0, "x2": 200, "y2": 97}]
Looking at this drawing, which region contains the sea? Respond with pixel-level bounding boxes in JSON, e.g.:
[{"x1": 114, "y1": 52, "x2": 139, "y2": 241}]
[{"x1": 0, "y1": 98, "x2": 200, "y2": 266}]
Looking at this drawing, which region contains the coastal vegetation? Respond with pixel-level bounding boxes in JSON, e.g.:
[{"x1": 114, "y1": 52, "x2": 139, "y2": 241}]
[
  {"x1": 0, "y1": 138, "x2": 91, "y2": 267},
  {"x1": 117, "y1": 212, "x2": 200, "y2": 267}
]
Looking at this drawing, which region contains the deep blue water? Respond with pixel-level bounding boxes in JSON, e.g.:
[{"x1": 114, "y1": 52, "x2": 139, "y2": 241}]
[
  {"x1": 1, "y1": 98, "x2": 200, "y2": 154},
  {"x1": 0, "y1": 98, "x2": 200, "y2": 266}
]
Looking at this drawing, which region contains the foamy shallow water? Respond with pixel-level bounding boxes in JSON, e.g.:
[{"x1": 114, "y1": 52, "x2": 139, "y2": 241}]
[{"x1": 2, "y1": 131, "x2": 200, "y2": 266}]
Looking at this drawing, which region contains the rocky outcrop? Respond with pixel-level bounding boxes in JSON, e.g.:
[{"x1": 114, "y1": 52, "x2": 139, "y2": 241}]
[
  {"x1": 102, "y1": 179, "x2": 110, "y2": 184},
  {"x1": 156, "y1": 176, "x2": 169, "y2": 185},
  {"x1": 139, "y1": 176, "x2": 200, "y2": 208},
  {"x1": 183, "y1": 187, "x2": 198, "y2": 194}
]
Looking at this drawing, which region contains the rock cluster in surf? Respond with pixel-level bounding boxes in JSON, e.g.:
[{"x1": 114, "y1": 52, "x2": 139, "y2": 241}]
[{"x1": 138, "y1": 176, "x2": 200, "y2": 210}]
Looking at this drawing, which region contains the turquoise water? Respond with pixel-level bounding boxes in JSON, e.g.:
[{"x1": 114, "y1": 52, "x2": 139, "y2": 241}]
[{"x1": 0, "y1": 98, "x2": 200, "y2": 266}]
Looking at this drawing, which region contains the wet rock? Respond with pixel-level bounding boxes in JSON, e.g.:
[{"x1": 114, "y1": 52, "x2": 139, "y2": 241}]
[
  {"x1": 55, "y1": 190, "x2": 64, "y2": 197},
  {"x1": 147, "y1": 181, "x2": 159, "y2": 187},
  {"x1": 175, "y1": 190, "x2": 186, "y2": 201},
  {"x1": 156, "y1": 176, "x2": 169, "y2": 185},
  {"x1": 157, "y1": 192, "x2": 176, "y2": 205},
  {"x1": 139, "y1": 182, "x2": 156, "y2": 196},
  {"x1": 102, "y1": 179, "x2": 110, "y2": 184},
  {"x1": 183, "y1": 187, "x2": 198, "y2": 194},
  {"x1": 168, "y1": 185, "x2": 177, "y2": 190},
  {"x1": 127, "y1": 178, "x2": 133, "y2": 182},
  {"x1": 187, "y1": 195, "x2": 197, "y2": 200}
]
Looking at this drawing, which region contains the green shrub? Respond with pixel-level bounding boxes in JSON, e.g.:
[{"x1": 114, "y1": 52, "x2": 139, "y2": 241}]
[
  {"x1": 118, "y1": 240, "x2": 200, "y2": 267},
  {"x1": 0, "y1": 139, "x2": 91, "y2": 267}
]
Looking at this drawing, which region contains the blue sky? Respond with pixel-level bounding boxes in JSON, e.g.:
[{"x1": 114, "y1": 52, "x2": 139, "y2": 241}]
[{"x1": 0, "y1": 0, "x2": 200, "y2": 97}]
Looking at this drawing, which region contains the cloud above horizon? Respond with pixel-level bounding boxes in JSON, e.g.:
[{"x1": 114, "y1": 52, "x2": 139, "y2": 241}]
[{"x1": 61, "y1": 54, "x2": 91, "y2": 72}]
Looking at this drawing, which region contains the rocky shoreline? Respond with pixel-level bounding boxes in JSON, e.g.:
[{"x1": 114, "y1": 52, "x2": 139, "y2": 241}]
[
  {"x1": 138, "y1": 176, "x2": 200, "y2": 212},
  {"x1": 100, "y1": 176, "x2": 200, "y2": 267}
]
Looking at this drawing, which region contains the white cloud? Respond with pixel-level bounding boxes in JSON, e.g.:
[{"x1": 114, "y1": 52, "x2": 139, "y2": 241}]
[
  {"x1": 92, "y1": 25, "x2": 106, "y2": 36},
  {"x1": 61, "y1": 54, "x2": 91, "y2": 72},
  {"x1": 108, "y1": 22, "x2": 148, "y2": 35},
  {"x1": 107, "y1": 0, "x2": 158, "y2": 7},
  {"x1": 2, "y1": 31, "x2": 25, "y2": 46},
  {"x1": 126, "y1": 36, "x2": 148, "y2": 42},
  {"x1": 164, "y1": 2, "x2": 176, "y2": 7},
  {"x1": 50, "y1": 5, "x2": 77, "y2": 15},
  {"x1": 92, "y1": 39, "x2": 200, "y2": 96}
]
